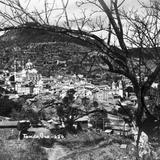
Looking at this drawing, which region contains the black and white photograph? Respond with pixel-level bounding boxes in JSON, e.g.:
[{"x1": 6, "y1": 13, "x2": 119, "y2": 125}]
[{"x1": 0, "y1": 0, "x2": 159, "y2": 159}]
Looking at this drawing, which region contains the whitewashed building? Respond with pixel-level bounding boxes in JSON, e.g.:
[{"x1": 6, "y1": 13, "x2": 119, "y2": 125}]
[{"x1": 14, "y1": 60, "x2": 43, "y2": 95}]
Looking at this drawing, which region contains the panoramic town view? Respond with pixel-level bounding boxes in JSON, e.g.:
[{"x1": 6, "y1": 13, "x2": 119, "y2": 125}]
[{"x1": 0, "y1": 0, "x2": 160, "y2": 160}]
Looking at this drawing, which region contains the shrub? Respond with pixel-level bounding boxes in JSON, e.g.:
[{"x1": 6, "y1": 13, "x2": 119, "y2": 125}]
[{"x1": 0, "y1": 96, "x2": 22, "y2": 117}]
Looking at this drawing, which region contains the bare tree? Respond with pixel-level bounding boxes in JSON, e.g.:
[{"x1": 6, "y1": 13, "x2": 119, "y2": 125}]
[{"x1": 0, "y1": 0, "x2": 160, "y2": 158}]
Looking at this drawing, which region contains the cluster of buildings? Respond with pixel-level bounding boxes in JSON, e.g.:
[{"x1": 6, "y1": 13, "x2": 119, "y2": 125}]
[
  {"x1": 0, "y1": 59, "x2": 141, "y2": 137},
  {"x1": 0, "y1": 60, "x2": 43, "y2": 95},
  {"x1": 0, "y1": 59, "x2": 129, "y2": 105}
]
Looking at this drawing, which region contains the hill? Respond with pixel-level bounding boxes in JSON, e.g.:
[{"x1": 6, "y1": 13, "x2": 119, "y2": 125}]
[
  {"x1": 0, "y1": 25, "x2": 113, "y2": 85},
  {"x1": 1, "y1": 24, "x2": 158, "y2": 83},
  {"x1": 0, "y1": 26, "x2": 94, "y2": 77}
]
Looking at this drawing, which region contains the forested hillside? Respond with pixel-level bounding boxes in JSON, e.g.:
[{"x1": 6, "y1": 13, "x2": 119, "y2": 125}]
[
  {"x1": 0, "y1": 26, "x2": 91, "y2": 76},
  {"x1": 0, "y1": 25, "x2": 113, "y2": 85}
]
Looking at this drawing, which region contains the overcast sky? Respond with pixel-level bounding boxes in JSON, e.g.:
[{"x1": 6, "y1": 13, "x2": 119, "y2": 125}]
[
  {"x1": 0, "y1": 0, "x2": 152, "y2": 38},
  {"x1": 22, "y1": 0, "x2": 147, "y2": 15},
  {"x1": 21, "y1": 0, "x2": 147, "y2": 10},
  {"x1": 0, "y1": 0, "x2": 150, "y2": 24},
  {"x1": 13, "y1": 0, "x2": 149, "y2": 26}
]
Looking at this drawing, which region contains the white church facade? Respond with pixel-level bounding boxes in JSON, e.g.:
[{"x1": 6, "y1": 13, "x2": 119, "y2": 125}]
[{"x1": 13, "y1": 60, "x2": 43, "y2": 95}]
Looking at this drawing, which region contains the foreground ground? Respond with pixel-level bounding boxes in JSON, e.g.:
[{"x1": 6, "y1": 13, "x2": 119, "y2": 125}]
[
  {"x1": 0, "y1": 128, "x2": 150, "y2": 160},
  {"x1": 0, "y1": 93, "x2": 159, "y2": 160}
]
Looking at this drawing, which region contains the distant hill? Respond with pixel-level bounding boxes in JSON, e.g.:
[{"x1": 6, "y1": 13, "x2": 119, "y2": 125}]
[
  {"x1": 0, "y1": 24, "x2": 90, "y2": 47},
  {"x1": 0, "y1": 26, "x2": 105, "y2": 81},
  {"x1": 128, "y1": 47, "x2": 160, "y2": 59},
  {"x1": 0, "y1": 24, "x2": 158, "y2": 84}
]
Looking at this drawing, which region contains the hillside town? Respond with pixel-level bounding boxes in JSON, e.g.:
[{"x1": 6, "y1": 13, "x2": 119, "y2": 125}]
[
  {"x1": 0, "y1": 62, "x2": 157, "y2": 159},
  {"x1": 0, "y1": 59, "x2": 136, "y2": 101},
  {"x1": 1, "y1": 0, "x2": 160, "y2": 159},
  {"x1": 0, "y1": 57, "x2": 159, "y2": 160},
  {"x1": 0, "y1": 59, "x2": 151, "y2": 120}
]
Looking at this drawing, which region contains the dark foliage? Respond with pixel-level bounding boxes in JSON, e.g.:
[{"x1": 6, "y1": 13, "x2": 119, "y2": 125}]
[
  {"x1": 0, "y1": 96, "x2": 22, "y2": 116},
  {"x1": 56, "y1": 89, "x2": 82, "y2": 133}
]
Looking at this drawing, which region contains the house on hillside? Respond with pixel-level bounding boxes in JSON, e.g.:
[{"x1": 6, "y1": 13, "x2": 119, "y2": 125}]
[
  {"x1": 92, "y1": 85, "x2": 114, "y2": 102},
  {"x1": 105, "y1": 114, "x2": 131, "y2": 135},
  {"x1": 75, "y1": 116, "x2": 89, "y2": 130}
]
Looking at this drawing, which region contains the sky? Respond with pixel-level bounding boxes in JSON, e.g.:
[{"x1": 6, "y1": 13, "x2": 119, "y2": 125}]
[
  {"x1": 24, "y1": 0, "x2": 149, "y2": 13},
  {"x1": 12, "y1": 0, "x2": 149, "y2": 29},
  {"x1": 0, "y1": 0, "x2": 150, "y2": 22},
  {"x1": 26, "y1": 0, "x2": 144, "y2": 17},
  {"x1": 0, "y1": 0, "x2": 152, "y2": 38}
]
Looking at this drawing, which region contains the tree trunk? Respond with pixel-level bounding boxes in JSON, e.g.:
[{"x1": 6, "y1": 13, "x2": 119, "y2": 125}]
[
  {"x1": 135, "y1": 89, "x2": 144, "y2": 159},
  {"x1": 136, "y1": 127, "x2": 142, "y2": 160},
  {"x1": 135, "y1": 90, "x2": 144, "y2": 128}
]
